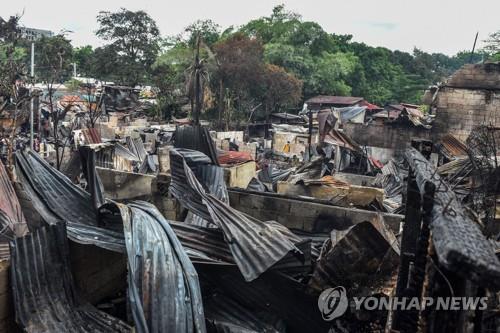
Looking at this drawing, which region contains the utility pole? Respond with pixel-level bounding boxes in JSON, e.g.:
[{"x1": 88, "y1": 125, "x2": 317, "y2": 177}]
[
  {"x1": 73, "y1": 63, "x2": 77, "y2": 77},
  {"x1": 469, "y1": 32, "x2": 479, "y2": 63},
  {"x1": 30, "y1": 42, "x2": 35, "y2": 150}
]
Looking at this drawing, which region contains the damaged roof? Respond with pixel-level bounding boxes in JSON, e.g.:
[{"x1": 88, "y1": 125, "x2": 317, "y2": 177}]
[{"x1": 306, "y1": 95, "x2": 364, "y2": 106}]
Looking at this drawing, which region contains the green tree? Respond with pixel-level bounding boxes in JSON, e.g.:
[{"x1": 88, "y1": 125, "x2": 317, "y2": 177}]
[
  {"x1": 73, "y1": 45, "x2": 93, "y2": 77},
  {"x1": 96, "y1": 8, "x2": 161, "y2": 85}
]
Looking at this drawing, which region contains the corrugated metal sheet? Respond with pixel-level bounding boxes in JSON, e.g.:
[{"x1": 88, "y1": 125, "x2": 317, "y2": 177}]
[
  {"x1": 10, "y1": 223, "x2": 131, "y2": 332},
  {"x1": 440, "y1": 134, "x2": 468, "y2": 158},
  {"x1": 198, "y1": 265, "x2": 329, "y2": 332},
  {"x1": 204, "y1": 293, "x2": 285, "y2": 332},
  {"x1": 324, "y1": 129, "x2": 361, "y2": 151},
  {"x1": 306, "y1": 95, "x2": 363, "y2": 106},
  {"x1": 169, "y1": 149, "x2": 300, "y2": 281},
  {"x1": 15, "y1": 150, "x2": 125, "y2": 252},
  {"x1": 170, "y1": 220, "x2": 312, "y2": 277},
  {"x1": 82, "y1": 128, "x2": 102, "y2": 144},
  {"x1": 0, "y1": 160, "x2": 27, "y2": 240},
  {"x1": 217, "y1": 151, "x2": 253, "y2": 166},
  {"x1": 115, "y1": 201, "x2": 206, "y2": 333},
  {"x1": 126, "y1": 136, "x2": 147, "y2": 162},
  {"x1": 174, "y1": 125, "x2": 219, "y2": 166}
]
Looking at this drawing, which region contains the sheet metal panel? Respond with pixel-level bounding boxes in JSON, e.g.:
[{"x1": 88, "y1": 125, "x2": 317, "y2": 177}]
[
  {"x1": 15, "y1": 150, "x2": 125, "y2": 252},
  {"x1": 169, "y1": 149, "x2": 299, "y2": 281},
  {"x1": 10, "y1": 223, "x2": 131, "y2": 332},
  {"x1": 116, "y1": 201, "x2": 206, "y2": 333}
]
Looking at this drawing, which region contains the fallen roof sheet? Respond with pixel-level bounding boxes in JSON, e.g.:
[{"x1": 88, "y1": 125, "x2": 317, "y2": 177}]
[
  {"x1": 15, "y1": 150, "x2": 125, "y2": 252},
  {"x1": 174, "y1": 125, "x2": 219, "y2": 165},
  {"x1": 126, "y1": 136, "x2": 147, "y2": 162},
  {"x1": 169, "y1": 220, "x2": 311, "y2": 277},
  {"x1": 10, "y1": 223, "x2": 131, "y2": 332},
  {"x1": 323, "y1": 129, "x2": 361, "y2": 151},
  {"x1": 0, "y1": 160, "x2": 27, "y2": 240},
  {"x1": 198, "y1": 265, "x2": 329, "y2": 332},
  {"x1": 114, "y1": 201, "x2": 206, "y2": 333},
  {"x1": 204, "y1": 293, "x2": 285, "y2": 333},
  {"x1": 217, "y1": 151, "x2": 253, "y2": 166},
  {"x1": 439, "y1": 134, "x2": 468, "y2": 158},
  {"x1": 169, "y1": 149, "x2": 300, "y2": 281}
]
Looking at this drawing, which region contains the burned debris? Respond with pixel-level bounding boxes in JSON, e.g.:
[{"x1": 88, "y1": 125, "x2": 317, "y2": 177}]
[{"x1": 0, "y1": 26, "x2": 499, "y2": 333}]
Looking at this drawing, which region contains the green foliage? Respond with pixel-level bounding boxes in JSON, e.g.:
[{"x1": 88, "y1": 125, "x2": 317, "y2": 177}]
[
  {"x1": 73, "y1": 45, "x2": 93, "y2": 77},
  {"x1": 64, "y1": 78, "x2": 81, "y2": 92},
  {"x1": 35, "y1": 34, "x2": 74, "y2": 83},
  {"x1": 96, "y1": 8, "x2": 161, "y2": 85}
]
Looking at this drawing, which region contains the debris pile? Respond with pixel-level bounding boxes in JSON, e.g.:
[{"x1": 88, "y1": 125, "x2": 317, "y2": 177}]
[{"x1": 0, "y1": 63, "x2": 499, "y2": 332}]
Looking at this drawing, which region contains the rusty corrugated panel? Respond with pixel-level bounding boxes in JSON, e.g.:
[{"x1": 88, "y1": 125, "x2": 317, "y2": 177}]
[
  {"x1": 169, "y1": 148, "x2": 301, "y2": 281},
  {"x1": 440, "y1": 134, "x2": 468, "y2": 157},
  {"x1": 0, "y1": 160, "x2": 27, "y2": 240},
  {"x1": 82, "y1": 128, "x2": 102, "y2": 144},
  {"x1": 10, "y1": 223, "x2": 131, "y2": 332},
  {"x1": 111, "y1": 201, "x2": 206, "y2": 333},
  {"x1": 217, "y1": 151, "x2": 253, "y2": 166},
  {"x1": 324, "y1": 129, "x2": 361, "y2": 151}
]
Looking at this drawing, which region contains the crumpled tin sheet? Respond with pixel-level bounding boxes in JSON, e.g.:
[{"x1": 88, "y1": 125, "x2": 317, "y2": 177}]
[
  {"x1": 169, "y1": 148, "x2": 300, "y2": 281},
  {"x1": 15, "y1": 150, "x2": 125, "y2": 252},
  {"x1": 0, "y1": 159, "x2": 27, "y2": 241},
  {"x1": 114, "y1": 201, "x2": 206, "y2": 333},
  {"x1": 10, "y1": 223, "x2": 131, "y2": 332}
]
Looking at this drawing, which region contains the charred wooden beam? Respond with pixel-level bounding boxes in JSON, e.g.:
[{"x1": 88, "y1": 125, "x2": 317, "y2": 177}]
[{"x1": 404, "y1": 148, "x2": 500, "y2": 288}]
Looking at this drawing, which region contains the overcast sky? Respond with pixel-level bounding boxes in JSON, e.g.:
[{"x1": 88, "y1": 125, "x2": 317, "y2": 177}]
[{"x1": 3, "y1": 0, "x2": 499, "y2": 55}]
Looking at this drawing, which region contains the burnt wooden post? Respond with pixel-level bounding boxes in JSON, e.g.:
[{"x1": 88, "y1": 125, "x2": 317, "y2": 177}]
[
  {"x1": 393, "y1": 168, "x2": 422, "y2": 331},
  {"x1": 391, "y1": 148, "x2": 500, "y2": 333}
]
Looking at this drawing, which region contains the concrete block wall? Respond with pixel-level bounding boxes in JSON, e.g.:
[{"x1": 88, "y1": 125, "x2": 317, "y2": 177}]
[
  {"x1": 446, "y1": 63, "x2": 500, "y2": 90},
  {"x1": 433, "y1": 87, "x2": 500, "y2": 141},
  {"x1": 343, "y1": 122, "x2": 432, "y2": 149}
]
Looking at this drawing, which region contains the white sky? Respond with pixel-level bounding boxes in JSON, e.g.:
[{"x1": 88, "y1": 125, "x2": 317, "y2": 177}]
[{"x1": 3, "y1": 0, "x2": 499, "y2": 55}]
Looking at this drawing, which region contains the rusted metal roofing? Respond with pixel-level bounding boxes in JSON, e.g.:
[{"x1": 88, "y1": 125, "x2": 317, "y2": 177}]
[
  {"x1": 114, "y1": 201, "x2": 206, "y2": 333},
  {"x1": 306, "y1": 95, "x2": 364, "y2": 106},
  {"x1": 10, "y1": 223, "x2": 131, "y2": 332},
  {"x1": 358, "y1": 100, "x2": 383, "y2": 111},
  {"x1": 0, "y1": 160, "x2": 27, "y2": 240},
  {"x1": 323, "y1": 129, "x2": 361, "y2": 151},
  {"x1": 372, "y1": 109, "x2": 401, "y2": 120},
  {"x1": 169, "y1": 149, "x2": 301, "y2": 281},
  {"x1": 217, "y1": 151, "x2": 253, "y2": 166},
  {"x1": 81, "y1": 128, "x2": 102, "y2": 144},
  {"x1": 440, "y1": 134, "x2": 468, "y2": 157}
]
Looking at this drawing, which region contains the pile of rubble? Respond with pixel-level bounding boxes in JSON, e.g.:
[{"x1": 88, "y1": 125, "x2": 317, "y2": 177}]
[{"x1": 0, "y1": 118, "x2": 498, "y2": 333}]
